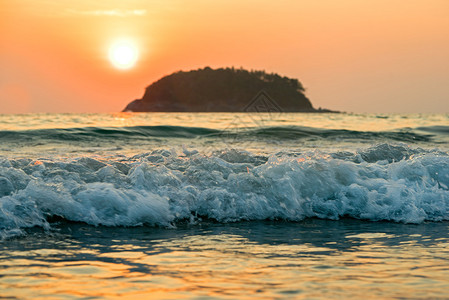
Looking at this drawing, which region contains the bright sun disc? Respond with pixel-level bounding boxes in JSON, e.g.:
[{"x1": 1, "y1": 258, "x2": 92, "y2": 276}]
[{"x1": 109, "y1": 41, "x2": 138, "y2": 69}]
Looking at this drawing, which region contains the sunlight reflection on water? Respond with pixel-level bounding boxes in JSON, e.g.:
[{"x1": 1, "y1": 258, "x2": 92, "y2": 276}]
[
  {"x1": 1, "y1": 113, "x2": 448, "y2": 158},
  {"x1": 1, "y1": 113, "x2": 448, "y2": 298},
  {"x1": 1, "y1": 219, "x2": 448, "y2": 299},
  {"x1": 1, "y1": 112, "x2": 448, "y2": 131}
]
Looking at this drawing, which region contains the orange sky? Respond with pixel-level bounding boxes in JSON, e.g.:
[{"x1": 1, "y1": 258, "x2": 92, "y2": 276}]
[{"x1": 1, "y1": 0, "x2": 448, "y2": 113}]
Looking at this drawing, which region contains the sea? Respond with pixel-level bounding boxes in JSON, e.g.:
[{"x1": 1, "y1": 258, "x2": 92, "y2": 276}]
[{"x1": 0, "y1": 112, "x2": 448, "y2": 299}]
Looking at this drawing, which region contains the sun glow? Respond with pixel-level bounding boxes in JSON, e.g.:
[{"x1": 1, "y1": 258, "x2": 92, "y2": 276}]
[{"x1": 108, "y1": 40, "x2": 138, "y2": 69}]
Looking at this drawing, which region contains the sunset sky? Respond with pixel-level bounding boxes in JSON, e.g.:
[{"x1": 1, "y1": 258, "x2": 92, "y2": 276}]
[{"x1": 1, "y1": 0, "x2": 448, "y2": 114}]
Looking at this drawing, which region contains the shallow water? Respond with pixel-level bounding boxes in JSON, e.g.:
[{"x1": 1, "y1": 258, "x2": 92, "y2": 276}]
[
  {"x1": 1, "y1": 220, "x2": 449, "y2": 299},
  {"x1": 1, "y1": 113, "x2": 448, "y2": 298}
]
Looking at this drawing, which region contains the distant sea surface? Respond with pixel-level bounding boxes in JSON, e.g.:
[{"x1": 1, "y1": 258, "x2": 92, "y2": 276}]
[{"x1": 1, "y1": 113, "x2": 448, "y2": 299}]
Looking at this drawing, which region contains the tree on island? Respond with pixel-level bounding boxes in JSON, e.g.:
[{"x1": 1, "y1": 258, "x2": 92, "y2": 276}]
[{"x1": 123, "y1": 67, "x2": 334, "y2": 112}]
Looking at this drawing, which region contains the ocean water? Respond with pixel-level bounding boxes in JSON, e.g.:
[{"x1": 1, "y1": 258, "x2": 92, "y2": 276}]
[{"x1": 0, "y1": 112, "x2": 448, "y2": 299}]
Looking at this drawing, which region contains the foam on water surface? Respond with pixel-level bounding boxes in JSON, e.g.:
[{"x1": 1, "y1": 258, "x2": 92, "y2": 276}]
[{"x1": 1, "y1": 144, "x2": 448, "y2": 239}]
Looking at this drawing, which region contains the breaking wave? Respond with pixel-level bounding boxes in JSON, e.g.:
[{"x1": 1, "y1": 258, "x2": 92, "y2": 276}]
[{"x1": 1, "y1": 144, "x2": 448, "y2": 239}]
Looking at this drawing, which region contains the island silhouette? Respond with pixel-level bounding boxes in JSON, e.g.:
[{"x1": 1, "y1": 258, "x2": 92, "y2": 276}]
[{"x1": 123, "y1": 67, "x2": 335, "y2": 112}]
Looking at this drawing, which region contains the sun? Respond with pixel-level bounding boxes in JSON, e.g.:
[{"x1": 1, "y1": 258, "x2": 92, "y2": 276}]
[{"x1": 109, "y1": 40, "x2": 138, "y2": 70}]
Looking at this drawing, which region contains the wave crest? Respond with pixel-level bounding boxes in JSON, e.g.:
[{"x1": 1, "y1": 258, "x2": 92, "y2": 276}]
[
  {"x1": 1, "y1": 144, "x2": 448, "y2": 238},
  {"x1": 1, "y1": 124, "x2": 448, "y2": 142}
]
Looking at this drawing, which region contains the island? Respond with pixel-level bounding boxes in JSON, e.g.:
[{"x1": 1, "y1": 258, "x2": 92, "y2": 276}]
[{"x1": 123, "y1": 67, "x2": 336, "y2": 112}]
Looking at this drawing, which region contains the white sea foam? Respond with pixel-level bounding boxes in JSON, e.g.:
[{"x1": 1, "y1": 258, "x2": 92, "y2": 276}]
[{"x1": 1, "y1": 144, "x2": 448, "y2": 238}]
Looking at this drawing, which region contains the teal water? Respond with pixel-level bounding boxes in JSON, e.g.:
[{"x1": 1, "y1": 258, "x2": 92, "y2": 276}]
[{"x1": 0, "y1": 113, "x2": 448, "y2": 298}]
